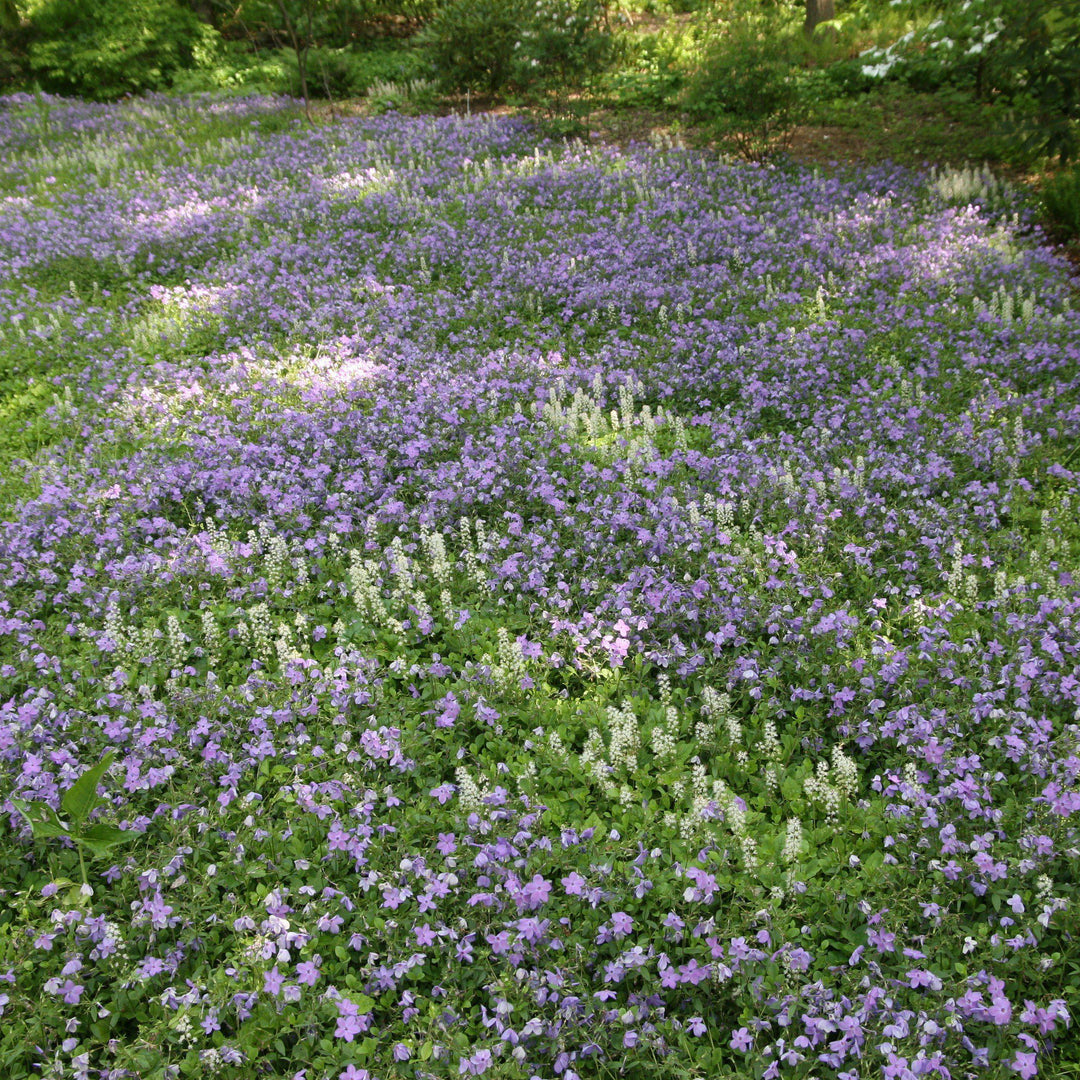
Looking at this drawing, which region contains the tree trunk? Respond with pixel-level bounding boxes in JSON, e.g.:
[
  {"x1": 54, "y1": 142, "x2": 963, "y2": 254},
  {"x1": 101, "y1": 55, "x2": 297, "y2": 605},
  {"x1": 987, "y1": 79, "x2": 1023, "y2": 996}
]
[{"x1": 804, "y1": 0, "x2": 835, "y2": 37}]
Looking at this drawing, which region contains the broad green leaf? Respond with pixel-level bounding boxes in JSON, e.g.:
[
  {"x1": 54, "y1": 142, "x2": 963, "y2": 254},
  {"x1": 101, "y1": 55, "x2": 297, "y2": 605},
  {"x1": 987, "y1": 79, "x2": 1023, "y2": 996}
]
[
  {"x1": 11, "y1": 798, "x2": 70, "y2": 840},
  {"x1": 75, "y1": 822, "x2": 133, "y2": 858},
  {"x1": 61, "y1": 751, "x2": 115, "y2": 826}
]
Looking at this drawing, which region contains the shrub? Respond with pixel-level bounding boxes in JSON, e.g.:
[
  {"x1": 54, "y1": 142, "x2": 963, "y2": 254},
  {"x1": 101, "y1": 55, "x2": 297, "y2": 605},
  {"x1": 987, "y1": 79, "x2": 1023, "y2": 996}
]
[
  {"x1": 304, "y1": 42, "x2": 432, "y2": 98},
  {"x1": 418, "y1": 0, "x2": 611, "y2": 101},
  {"x1": 168, "y1": 40, "x2": 293, "y2": 95},
  {"x1": 683, "y1": 14, "x2": 805, "y2": 159},
  {"x1": 511, "y1": 0, "x2": 613, "y2": 111},
  {"x1": 365, "y1": 75, "x2": 440, "y2": 113},
  {"x1": 26, "y1": 0, "x2": 221, "y2": 100},
  {"x1": 1042, "y1": 162, "x2": 1080, "y2": 240},
  {"x1": 417, "y1": 0, "x2": 524, "y2": 92},
  {"x1": 857, "y1": 0, "x2": 1080, "y2": 163}
]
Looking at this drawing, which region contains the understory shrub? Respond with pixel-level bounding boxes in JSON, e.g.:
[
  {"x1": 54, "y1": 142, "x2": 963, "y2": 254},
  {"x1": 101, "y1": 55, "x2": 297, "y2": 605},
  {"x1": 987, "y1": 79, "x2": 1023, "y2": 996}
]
[
  {"x1": 858, "y1": 0, "x2": 1080, "y2": 162},
  {"x1": 417, "y1": 0, "x2": 524, "y2": 92},
  {"x1": 26, "y1": 0, "x2": 221, "y2": 100},
  {"x1": 418, "y1": 0, "x2": 611, "y2": 99},
  {"x1": 168, "y1": 41, "x2": 292, "y2": 96},
  {"x1": 293, "y1": 43, "x2": 432, "y2": 99},
  {"x1": 683, "y1": 12, "x2": 805, "y2": 159},
  {"x1": 511, "y1": 0, "x2": 613, "y2": 114},
  {"x1": 598, "y1": 27, "x2": 692, "y2": 109},
  {"x1": 365, "y1": 75, "x2": 440, "y2": 113},
  {"x1": 1042, "y1": 162, "x2": 1080, "y2": 239}
]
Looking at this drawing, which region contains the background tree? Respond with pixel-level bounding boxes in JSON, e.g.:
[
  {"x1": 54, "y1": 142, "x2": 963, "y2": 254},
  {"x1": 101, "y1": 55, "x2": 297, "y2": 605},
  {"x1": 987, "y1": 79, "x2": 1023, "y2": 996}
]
[
  {"x1": 237, "y1": 0, "x2": 325, "y2": 117},
  {"x1": 803, "y1": 0, "x2": 835, "y2": 36}
]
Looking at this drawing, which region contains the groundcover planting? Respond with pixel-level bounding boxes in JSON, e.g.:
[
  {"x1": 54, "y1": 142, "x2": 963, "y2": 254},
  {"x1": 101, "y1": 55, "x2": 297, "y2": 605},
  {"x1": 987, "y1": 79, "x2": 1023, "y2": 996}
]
[{"x1": 0, "y1": 92, "x2": 1079, "y2": 1080}]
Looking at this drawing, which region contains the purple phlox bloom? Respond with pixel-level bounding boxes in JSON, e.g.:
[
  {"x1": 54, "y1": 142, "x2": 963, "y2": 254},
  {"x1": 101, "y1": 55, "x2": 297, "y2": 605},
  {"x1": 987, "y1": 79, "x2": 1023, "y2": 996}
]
[
  {"x1": 731, "y1": 1027, "x2": 754, "y2": 1051},
  {"x1": 339, "y1": 1068, "x2": 370, "y2": 1080},
  {"x1": 1011, "y1": 1052, "x2": 1038, "y2": 1079},
  {"x1": 459, "y1": 1048, "x2": 493, "y2": 1075},
  {"x1": 436, "y1": 692, "x2": 459, "y2": 728},
  {"x1": 296, "y1": 957, "x2": 321, "y2": 986}
]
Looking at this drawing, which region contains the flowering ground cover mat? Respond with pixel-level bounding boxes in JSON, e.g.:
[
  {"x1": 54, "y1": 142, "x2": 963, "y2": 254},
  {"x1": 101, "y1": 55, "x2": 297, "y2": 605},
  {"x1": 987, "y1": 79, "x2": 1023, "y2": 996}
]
[{"x1": 0, "y1": 93, "x2": 1078, "y2": 1080}]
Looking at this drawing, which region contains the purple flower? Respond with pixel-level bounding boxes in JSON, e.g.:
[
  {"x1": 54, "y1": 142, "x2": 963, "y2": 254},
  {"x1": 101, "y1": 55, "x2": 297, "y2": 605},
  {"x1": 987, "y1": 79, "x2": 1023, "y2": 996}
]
[
  {"x1": 519, "y1": 874, "x2": 552, "y2": 911},
  {"x1": 731, "y1": 1028, "x2": 753, "y2": 1052},
  {"x1": 562, "y1": 872, "x2": 587, "y2": 897},
  {"x1": 436, "y1": 692, "x2": 459, "y2": 728},
  {"x1": 1011, "y1": 1052, "x2": 1038, "y2": 1079},
  {"x1": 787, "y1": 947, "x2": 812, "y2": 972},
  {"x1": 296, "y1": 958, "x2": 321, "y2": 986},
  {"x1": 459, "y1": 1049, "x2": 493, "y2": 1075}
]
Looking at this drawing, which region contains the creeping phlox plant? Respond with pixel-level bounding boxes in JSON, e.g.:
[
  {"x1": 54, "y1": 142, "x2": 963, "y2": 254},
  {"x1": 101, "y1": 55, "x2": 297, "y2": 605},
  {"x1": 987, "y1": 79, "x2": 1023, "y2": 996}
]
[{"x1": 0, "y1": 91, "x2": 1078, "y2": 1080}]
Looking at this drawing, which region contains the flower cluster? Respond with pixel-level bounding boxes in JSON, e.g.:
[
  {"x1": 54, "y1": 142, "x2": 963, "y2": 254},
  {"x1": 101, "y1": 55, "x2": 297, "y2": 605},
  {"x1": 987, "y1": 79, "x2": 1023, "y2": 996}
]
[{"x1": 0, "y1": 92, "x2": 1077, "y2": 1080}]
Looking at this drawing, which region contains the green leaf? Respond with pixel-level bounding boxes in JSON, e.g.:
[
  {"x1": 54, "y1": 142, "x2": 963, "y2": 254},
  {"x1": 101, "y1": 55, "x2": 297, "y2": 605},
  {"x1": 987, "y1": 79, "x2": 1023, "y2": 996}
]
[
  {"x1": 11, "y1": 798, "x2": 70, "y2": 840},
  {"x1": 75, "y1": 822, "x2": 133, "y2": 858},
  {"x1": 61, "y1": 751, "x2": 115, "y2": 826}
]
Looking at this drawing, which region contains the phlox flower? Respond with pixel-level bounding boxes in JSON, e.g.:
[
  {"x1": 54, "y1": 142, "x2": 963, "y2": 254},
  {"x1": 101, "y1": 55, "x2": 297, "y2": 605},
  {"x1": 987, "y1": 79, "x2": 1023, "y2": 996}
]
[
  {"x1": 1011, "y1": 1052, "x2": 1038, "y2": 1079},
  {"x1": 296, "y1": 958, "x2": 321, "y2": 986},
  {"x1": 459, "y1": 1048, "x2": 493, "y2": 1075},
  {"x1": 731, "y1": 1027, "x2": 753, "y2": 1052}
]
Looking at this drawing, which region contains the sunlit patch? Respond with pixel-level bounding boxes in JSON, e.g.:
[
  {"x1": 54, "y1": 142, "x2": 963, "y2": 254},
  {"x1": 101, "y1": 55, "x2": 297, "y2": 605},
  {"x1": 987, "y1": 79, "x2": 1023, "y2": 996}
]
[{"x1": 321, "y1": 167, "x2": 397, "y2": 198}]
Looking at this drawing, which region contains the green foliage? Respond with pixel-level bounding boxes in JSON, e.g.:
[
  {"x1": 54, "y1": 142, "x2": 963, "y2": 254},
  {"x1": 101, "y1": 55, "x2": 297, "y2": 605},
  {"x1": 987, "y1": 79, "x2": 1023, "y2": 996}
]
[
  {"x1": 682, "y1": 8, "x2": 805, "y2": 159},
  {"x1": 169, "y1": 39, "x2": 293, "y2": 95},
  {"x1": 419, "y1": 0, "x2": 612, "y2": 98},
  {"x1": 417, "y1": 0, "x2": 525, "y2": 92},
  {"x1": 599, "y1": 24, "x2": 695, "y2": 109},
  {"x1": 857, "y1": 0, "x2": 1080, "y2": 163},
  {"x1": 512, "y1": 0, "x2": 613, "y2": 111},
  {"x1": 365, "y1": 75, "x2": 440, "y2": 113},
  {"x1": 304, "y1": 41, "x2": 431, "y2": 97},
  {"x1": 993, "y1": 1, "x2": 1080, "y2": 164},
  {"x1": 26, "y1": 0, "x2": 221, "y2": 100},
  {"x1": 1042, "y1": 162, "x2": 1080, "y2": 239},
  {"x1": 12, "y1": 752, "x2": 134, "y2": 887}
]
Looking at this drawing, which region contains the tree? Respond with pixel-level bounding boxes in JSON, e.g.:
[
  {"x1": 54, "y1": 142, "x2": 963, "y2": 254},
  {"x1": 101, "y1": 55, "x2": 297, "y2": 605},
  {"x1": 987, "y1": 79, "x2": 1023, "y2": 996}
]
[
  {"x1": 804, "y1": 0, "x2": 835, "y2": 37},
  {"x1": 238, "y1": 0, "x2": 326, "y2": 118}
]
